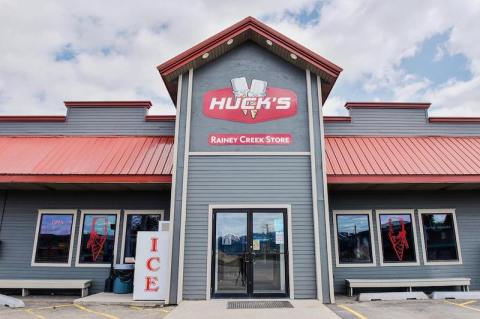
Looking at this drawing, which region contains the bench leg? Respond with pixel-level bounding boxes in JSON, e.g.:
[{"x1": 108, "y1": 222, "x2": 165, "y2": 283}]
[
  {"x1": 349, "y1": 287, "x2": 353, "y2": 297},
  {"x1": 466, "y1": 286, "x2": 470, "y2": 292},
  {"x1": 408, "y1": 287, "x2": 412, "y2": 292},
  {"x1": 81, "y1": 288, "x2": 88, "y2": 298},
  {"x1": 22, "y1": 289, "x2": 29, "y2": 297}
]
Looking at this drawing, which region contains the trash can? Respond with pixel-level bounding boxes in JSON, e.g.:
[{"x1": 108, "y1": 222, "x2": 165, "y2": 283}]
[{"x1": 112, "y1": 264, "x2": 134, "y2": 294}]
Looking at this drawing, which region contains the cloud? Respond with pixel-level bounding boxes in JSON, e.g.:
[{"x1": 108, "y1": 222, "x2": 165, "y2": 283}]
[{"x1": 0, "y1": 0, "x2": 479, "y2": 117}]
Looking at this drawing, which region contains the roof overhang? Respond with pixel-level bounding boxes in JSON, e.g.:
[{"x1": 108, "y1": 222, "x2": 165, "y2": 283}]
[
  {"x1": 157, "y1": 16, "x2": 342, "y2": 105},
  {"x1": 0, "y1": 175, "x2": 171, "y2": 184},
  {"x1": 328, "y1": 175, "x2": 480, "y2": 185}
]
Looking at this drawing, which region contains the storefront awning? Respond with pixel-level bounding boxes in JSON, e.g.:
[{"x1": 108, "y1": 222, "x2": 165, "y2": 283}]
[
  {"x1": 326, "y1": 136, "x2": 480, "y2": 185},
  {"x1": 0, "y1": 136, "x2": 173, "y2": 184}
]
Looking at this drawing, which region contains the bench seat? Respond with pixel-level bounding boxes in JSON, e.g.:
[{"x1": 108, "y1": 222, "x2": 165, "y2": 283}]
[
  {"x1": 0, "y1": 279, "x2": 92, "y2": 297},
  {"x1": 346, "y1": 278, "x2": 471, "y2": 297}
]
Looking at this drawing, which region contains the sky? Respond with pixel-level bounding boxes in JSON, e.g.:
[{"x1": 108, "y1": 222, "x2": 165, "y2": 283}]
[{"x1": 0, "y1": 0, "x2": 479, "y2": 117}]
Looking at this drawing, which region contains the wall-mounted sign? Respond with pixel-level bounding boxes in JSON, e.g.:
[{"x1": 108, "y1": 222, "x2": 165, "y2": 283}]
[
  {"x1": 203, "y1": 77, "x2": 297, "y2": 123},
  {"x1": 209, "y1": 133, "x2": 292, "y2": 145},
  {"x1": 133, "y1": 222, "x2": 170, "y2": 301}
]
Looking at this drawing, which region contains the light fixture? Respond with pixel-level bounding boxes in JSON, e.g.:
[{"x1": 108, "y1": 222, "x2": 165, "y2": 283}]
[
  {"x1": 202, "y1": 52, "x2": 209, "y2": 59},
  {"x1": 290, "y1": 53, "x2": 297, "y2": 60},
  {"x1": 227, "y1": 39, "x2": 234, "y2": 45},
  {"x1": 266, "y1": 39, "x2": 273, "y2": 46}
]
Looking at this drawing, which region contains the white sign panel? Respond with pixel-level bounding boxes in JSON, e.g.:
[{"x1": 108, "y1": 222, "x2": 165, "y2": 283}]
[{"x1": 133, "y1": 222, "x2": 170, "y2": 301}]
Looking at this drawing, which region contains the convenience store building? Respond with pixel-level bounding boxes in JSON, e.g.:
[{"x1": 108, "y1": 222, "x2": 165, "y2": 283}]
[{"x1": 0, "y1": 17, "x2": 480, "y2": 304}]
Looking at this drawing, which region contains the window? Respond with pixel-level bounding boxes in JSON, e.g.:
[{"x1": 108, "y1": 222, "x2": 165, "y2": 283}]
[
  {"x1": 418, "y1": 209, "x2": 462, "y2": 265},
  {"x1": 31, "y1": 210, "x2": 77, "y2": 267},
  {"x1": 333, "y1": 211, "x2": 376, "y2": 267},
  {"x1": 121, "y1": 210, "x2": 163, "y2": 263},
  {"x1": 376, "y1": 210, "x2": 419, "y2": 266},
  {"x1": 76, "y1": 210, "x2": 120, "y2": 267}
]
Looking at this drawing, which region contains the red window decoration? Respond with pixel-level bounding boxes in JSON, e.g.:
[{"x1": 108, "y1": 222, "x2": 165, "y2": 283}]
[
  {"x1": 387, "y1": 218, "x2": 409, "y2": 261},
  {"x1": 86, "y1": 216, "x2": 108, "y2": 261}
]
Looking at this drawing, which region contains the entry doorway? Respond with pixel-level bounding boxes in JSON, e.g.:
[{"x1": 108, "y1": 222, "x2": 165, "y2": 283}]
[{"x1": 211, "y1": 208, "x2": 289, "y2": 298}]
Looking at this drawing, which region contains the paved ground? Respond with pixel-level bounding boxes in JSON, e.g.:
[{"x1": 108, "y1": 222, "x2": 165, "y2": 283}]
[
  {"x1": 329, "y1": 296, "x2": 480, "y2": 319},
  {"x1": 165, "y1": 299, "x2": 340, "y2": 319},
  {"x1": 0, "y1": 296, "x2": 174, "y2": 319},
  {"x1": 5, "y1": 295, "x2": 480, "y2": 319}
]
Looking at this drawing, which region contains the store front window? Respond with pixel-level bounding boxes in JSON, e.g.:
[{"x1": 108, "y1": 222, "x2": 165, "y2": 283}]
[
  {"x1": 377, "y1": 210, "x2": 419, "y2": 265},
  {"x1": 334, "y1": 211, "x2": 375, "y2": 266},
  {"x1": 419, "y1": 209, "x2": 462, "y2": 264},
  {"x1": 122, "y1": 211, "x2": 162, "y2": 263},
  {"x1": 76, "y1": 211, "x2": 119, "y2": 266},
  {"x1": 32, "y1": 210, "x2": 76, "y2": 266}
]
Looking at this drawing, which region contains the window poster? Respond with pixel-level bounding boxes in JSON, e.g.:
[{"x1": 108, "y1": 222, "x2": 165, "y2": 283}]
[
  {"x1": 78, "y1": 214, "x2": 117, "y2": 264},
  {"x1": 379, "y1": 214, "x2": 416, "y2": 263}
]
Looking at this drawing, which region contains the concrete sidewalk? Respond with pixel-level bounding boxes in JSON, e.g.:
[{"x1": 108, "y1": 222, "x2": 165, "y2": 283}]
[{"x1": 165, "y1": 299, "x2": 340, "y2": 319}]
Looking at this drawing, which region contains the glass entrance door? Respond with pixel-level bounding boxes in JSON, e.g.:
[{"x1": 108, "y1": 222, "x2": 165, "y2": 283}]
[{"x1": 212, "y1": 209, "x2": 289, "y2": 298}]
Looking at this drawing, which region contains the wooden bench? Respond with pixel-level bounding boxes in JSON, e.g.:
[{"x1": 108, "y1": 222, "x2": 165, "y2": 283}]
[
  {"x1": 346, "y1": 278, "x2": 471, "y2": 297},
  {"x1": 0, "y1": 279, "x2": 92, "y2": 297}
]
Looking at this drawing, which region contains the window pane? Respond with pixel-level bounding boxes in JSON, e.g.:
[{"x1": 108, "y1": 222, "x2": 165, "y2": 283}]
[
  {"x1": 79, "y1": 214, "x2": 117, "y2": 264},
  {"x1": 336, "y1": 214, "x2": 373, "y2": 264},
  {"x1": 379, "y1": 214, "x2": 416, "y2": 263},
  {"x1": 422, "y1": 213, "x2": 459, "y2": 261},
  {"x1": 35, "y1": 214, "x2": 74, "y2": 264},
  {"x1": 124, "y1": 214, "x2": 161, "y2": 263}
]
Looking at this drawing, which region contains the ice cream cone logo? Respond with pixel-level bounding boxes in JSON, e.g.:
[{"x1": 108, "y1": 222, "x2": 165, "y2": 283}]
[
  {"x1": 231, "y1": 77, "x2": 267, "y2": 119},
  {"x1": 203, "y1": 79, "x2": 297, "y2": 124}
]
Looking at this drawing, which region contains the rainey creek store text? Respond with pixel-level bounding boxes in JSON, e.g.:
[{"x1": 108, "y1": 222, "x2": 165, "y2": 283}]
[{"x1": 1, "y1": 17, "x2": 480, "y2": 304}]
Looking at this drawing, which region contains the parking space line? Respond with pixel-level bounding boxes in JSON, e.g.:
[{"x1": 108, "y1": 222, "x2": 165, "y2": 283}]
[
  {"x1": 129, "y1": 305, "x2": 144, "y2": 311},
  {"x1": 33, "y1": 304, "x2": 74, "y2": 310},
  {"x1": 338, "y1": 304, "x2": 368, "y2": 319},
  {"x1": 445, "y1": 300, "x2": 480, "y2": 312},
  {"x1": 24, "y1": 308, "x2": 46, "y2": 319},
  {"x1": 73, "y1": 304, "x2": 120, "y2": 319},
  {"x1": 460, "y1": 300, "x2": 477, "y2": 306}
]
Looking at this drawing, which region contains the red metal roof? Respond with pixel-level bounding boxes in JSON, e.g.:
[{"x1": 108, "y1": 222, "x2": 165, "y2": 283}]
[
  {"x1": 326, "y1": 136, "x2": 480, "y2": 184},
  {"x1": 64, "y1": 101, "x2": 152, "y2": 109},
  {"x1": 0, "y1": 116, "x2": 66, "y2": 122},
  {"x1": 0, "y1": 136, "x2": 173, "y2": 183},
  {"x1": 429, "y1": 117, "x2": 480, "y2": 123},
  {"x1": 345, "y1": 102, "x2": 431, "y2": 110},
  {"x1": 3, "y1": 134, "x2": 480, "y2": 185}
]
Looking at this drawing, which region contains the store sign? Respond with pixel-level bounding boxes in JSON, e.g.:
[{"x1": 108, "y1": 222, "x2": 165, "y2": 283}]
[
  {"x1": 209, "y1": 133, "x2": 292, "y2": 145},
  {"x1": 133, "y1": 223, "x2": 170, "y2": 301},
  {"x1": 203, "y1": 77, "x2": 297, "y2": 123}
]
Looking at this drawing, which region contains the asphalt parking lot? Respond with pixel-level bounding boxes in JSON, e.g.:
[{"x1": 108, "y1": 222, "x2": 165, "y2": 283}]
[
  {"x1": 0, "y1": 296, "x2": 174, "y2": 319},
  {"x1": 329, "y1": 298, "x2": 480, "y2": 319},
  {"x1": 5, "y1": 296, "x2": 480, "y2": 319}
]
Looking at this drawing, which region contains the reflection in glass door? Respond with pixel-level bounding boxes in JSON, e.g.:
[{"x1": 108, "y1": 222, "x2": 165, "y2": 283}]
[
  {"x1": 214, "y1": 212, "x2": 248, "y2": 295},
  {"x1": 252, "y1": 212, "x2": 286, "y2": 294},
  {"x1": 212, "y1": 209, "x2": 288, "y2": 298}
]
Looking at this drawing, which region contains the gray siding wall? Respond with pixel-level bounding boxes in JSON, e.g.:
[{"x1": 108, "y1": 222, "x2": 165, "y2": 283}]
[
  {"x1": 0, "y1": 107, "x2": 175, "y2": 136},
  {"x1": 0, "y1": 190, "x2": 170, "y2": 294},
  {"x1": 329, "y1": 190, "x2": 480, "y2": 292},
  {"x1": 184, "y1": 155, "x2": 316, "y2": 299},
  {"x1": 325, "y1": 108, "x2": 480, "y2": 136},
  {"x1": 174, "y1": 42, "x2": 322, "y2": 300},
  {"x1": 190, "y1": 42, "x2": 310, "y2": 152}
]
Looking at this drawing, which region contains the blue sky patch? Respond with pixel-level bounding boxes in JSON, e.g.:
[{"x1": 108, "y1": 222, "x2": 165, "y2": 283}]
[
  {"x1": 55, "y1": 43, "x2": 76, "y2": 61},
  {"x1": 400, "y1": 31, "x2": 472, "y2": 86}
]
